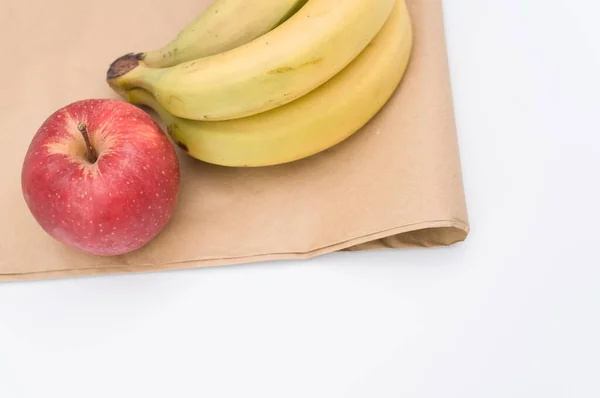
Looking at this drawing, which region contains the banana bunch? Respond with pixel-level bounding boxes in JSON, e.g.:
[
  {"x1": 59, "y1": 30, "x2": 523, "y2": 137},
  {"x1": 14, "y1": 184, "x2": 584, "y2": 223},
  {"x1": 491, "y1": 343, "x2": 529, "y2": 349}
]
[{"x1": 107, "y1": 0, "x2": 413, "y2": 167}]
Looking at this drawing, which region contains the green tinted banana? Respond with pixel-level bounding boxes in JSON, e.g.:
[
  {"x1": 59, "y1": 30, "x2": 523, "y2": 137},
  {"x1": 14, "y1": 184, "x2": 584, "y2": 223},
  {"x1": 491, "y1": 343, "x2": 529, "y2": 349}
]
[
  {"x1": 142, "y1": 0, "x2": 309, "y2": 68},
  {"x1": 108, "y1": 0, "x2": 396, "y2": 121},
  {"x1": 125, "y1": 0, "x2": 412, "y2": 167}
]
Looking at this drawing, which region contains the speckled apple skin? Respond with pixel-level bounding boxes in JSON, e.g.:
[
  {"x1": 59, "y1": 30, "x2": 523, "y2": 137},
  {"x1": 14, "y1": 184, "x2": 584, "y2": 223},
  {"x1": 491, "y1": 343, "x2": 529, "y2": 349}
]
[{"x1": 21, "y1": 99, "x2": 180, "y2": 256}]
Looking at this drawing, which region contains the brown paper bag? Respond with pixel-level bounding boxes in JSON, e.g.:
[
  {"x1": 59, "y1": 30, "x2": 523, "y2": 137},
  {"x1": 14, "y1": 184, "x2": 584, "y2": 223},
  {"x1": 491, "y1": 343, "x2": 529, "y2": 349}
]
[{"x1": 0, "y1": 0, "x2": 469, "y2": 281}]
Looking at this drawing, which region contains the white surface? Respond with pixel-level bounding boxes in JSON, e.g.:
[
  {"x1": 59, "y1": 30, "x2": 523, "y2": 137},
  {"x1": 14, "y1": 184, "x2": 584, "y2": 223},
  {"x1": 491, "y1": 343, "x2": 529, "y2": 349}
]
[{"x1": 1, "y1": 0, "x2": 599, "y2": 396}]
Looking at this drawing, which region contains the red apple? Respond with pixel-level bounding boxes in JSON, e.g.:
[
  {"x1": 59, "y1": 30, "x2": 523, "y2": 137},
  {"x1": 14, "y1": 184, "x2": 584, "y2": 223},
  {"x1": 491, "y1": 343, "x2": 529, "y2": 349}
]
[{"x1": 21, "y1": 99, "x2": 180, "y2": 256}]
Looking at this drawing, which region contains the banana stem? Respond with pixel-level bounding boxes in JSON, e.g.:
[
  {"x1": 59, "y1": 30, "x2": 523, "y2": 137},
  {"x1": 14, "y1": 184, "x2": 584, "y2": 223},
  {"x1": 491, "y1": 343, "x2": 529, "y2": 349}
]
[{"x1": 106, "y1": 53, "x2": 144, "y2": 80}]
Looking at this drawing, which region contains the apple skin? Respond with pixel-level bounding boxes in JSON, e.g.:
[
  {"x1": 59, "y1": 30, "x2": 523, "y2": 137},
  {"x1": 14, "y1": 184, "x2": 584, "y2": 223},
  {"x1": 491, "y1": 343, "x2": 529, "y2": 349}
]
[{"x1": 21, "y1": 99, "x2": 180, "y2": 256}]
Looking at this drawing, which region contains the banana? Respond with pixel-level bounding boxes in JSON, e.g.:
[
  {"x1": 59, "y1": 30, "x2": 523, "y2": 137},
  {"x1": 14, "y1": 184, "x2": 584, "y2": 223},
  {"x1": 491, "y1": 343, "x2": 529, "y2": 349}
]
[
  {"x1": 142, "y1": 0, "x2": 309, "y2": 68},
  {"x1": 125, "y1": 0, "x2": 412, "y2": 167},
  {"x1": 107, "y1": 0, "x2": 396, "y2": 121}
]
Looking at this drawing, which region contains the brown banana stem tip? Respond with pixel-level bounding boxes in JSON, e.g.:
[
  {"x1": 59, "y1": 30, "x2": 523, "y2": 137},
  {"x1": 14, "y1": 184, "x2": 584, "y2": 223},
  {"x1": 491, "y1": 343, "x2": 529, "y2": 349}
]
[{"x1": 106, "y1": 52, "x2": 143, "y2": 80}]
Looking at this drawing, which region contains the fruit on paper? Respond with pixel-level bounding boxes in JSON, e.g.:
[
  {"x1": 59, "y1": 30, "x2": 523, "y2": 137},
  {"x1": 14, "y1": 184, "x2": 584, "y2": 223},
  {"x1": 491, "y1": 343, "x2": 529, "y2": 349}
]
[
  {"x1": 21, "y1": 99, "x2": 180, "y2": 256},
  {"x1": 125, "y1": 1, "x2": 412, "y2": 167},
  {"x1": 107, "y1": 0, "x2": 397, "y2": 121},
  {"x1": 21, "y1": 0, "x2": 416, "y2": 255}
]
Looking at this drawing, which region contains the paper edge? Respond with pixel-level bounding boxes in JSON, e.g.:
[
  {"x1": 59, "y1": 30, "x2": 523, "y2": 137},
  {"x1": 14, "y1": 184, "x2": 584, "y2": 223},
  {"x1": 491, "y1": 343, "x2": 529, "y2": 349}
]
[{"x1": 0, "y1": 219, "x2": 469, "y2": 282}]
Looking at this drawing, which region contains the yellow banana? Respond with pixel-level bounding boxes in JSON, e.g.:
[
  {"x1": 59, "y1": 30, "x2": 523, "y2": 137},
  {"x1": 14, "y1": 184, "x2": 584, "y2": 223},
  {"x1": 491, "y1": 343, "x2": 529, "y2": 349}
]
[
  {"x1": 126, "y1": 0, "x2": 412, "y2": 167},
  {"x1": 142, "y1": 0, "x2": 309, "y2": 68},
  {"x1": 108, "y1": 0, "x2": 396, "y2": 121}
]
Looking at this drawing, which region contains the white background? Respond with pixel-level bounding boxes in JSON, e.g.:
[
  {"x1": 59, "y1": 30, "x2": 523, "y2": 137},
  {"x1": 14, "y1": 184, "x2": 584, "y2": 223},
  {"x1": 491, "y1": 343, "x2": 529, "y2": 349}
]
[{"x1": 2, "y1": 0, "x2": 599, "y2": 396}]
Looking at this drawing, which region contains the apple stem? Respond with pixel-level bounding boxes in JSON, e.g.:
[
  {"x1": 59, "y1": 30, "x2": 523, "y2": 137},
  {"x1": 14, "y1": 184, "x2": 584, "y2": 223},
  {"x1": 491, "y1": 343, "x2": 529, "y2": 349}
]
[{"x1": 78, "y1": 124, "x2": 98, "y2": 163}]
